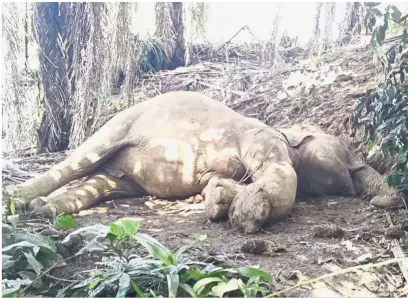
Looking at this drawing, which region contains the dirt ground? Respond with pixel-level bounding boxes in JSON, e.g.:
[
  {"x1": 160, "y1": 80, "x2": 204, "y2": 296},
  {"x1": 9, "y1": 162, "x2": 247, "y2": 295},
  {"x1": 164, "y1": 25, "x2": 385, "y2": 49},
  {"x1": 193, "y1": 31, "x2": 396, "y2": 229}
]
[{"x1": 62, "y1": 192, "x2": 407, "y2": 297}]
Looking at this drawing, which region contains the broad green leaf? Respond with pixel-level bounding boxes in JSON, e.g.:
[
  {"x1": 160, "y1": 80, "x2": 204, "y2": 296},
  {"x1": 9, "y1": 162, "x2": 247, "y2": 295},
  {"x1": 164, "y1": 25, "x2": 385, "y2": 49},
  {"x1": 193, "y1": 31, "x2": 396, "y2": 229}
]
[
  {"x1": 2, "y1": 255, "x2": 14, "y2": 270},
  {"x1": 2, "y1": 241, "x2": 41, "y2": 253},
  {"x1": 2, "y1": 279, "x2": 30, "y2": 297},
  {"x1": 23, "y1": 252, "x2": 43, "y2": 275},
  {"x1": 236, "y1": 278, "x2": 247, "y2": 295},
  {"x1": 3, "y1": 290, "x2": 20, "y2": 298},
  {"x1": 133, "y1": 233, "x2": 175, "y2": 266},
  {"x1": 193, "y1": 277, "x2": 224, "y2": 294},
  {"x1": 89, "y1": 278, "x2": 101, "y2": 290},
  {"x1": 130, "y1": 280, "x2": 146, "y2": 298},
  {"x1": 106, "y1": 232, "x2": 118, "y2": 242},
  {"x1": 114, "y1": 218, "x2": 142, "y2": 237},
  {"x1": 166, "y1": 273, "x2": 179, "y2": 298},
  {"x1": 89, "y1": 282, "x2": 106, "y2": 297},
  {"x1": 18, "y1": 271, "x2": 37, "y2": 282},
  {"x1": 56, "y1": 214, "x2": 77, "y2": 229},
  {"x1": 175, "y1": 244, "x2": 192, "y2": 264},
  {"x1": 210, "y1": 279, "x2": 240, "y2": 297},
  {"x1": 179, "y1": 283, "x2": 196, "y2": 298},
  {"x1": 109, "y1": 222, "x2": 123, "y2": 240},
  {"x1": 3, "y1": 230, "x2": 57, "y2": 252},
  {"x1": 237, "y1": 267, "x2": 272, "y2": 281},
  {"x1": 116, "y1": 273, "x2": 131, "y2": 297}
]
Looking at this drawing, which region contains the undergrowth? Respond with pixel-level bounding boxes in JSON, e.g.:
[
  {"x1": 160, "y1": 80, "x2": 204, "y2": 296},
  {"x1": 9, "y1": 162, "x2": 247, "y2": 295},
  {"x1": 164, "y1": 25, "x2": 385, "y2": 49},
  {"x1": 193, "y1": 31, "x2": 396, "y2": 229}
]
[
  {"x1": 2, "y1": 214, "x2": 273, "y2": 298},
  {"x1": 350, "y1": 4, "x2": 408, "y2": 193}
]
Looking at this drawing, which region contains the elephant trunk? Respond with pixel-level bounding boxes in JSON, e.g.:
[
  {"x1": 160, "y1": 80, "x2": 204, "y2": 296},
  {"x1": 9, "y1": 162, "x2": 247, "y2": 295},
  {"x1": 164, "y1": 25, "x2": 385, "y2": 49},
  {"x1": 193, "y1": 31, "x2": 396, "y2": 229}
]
[{"x1": 353, "y1": 164, "x2": 400, "y2": 207}]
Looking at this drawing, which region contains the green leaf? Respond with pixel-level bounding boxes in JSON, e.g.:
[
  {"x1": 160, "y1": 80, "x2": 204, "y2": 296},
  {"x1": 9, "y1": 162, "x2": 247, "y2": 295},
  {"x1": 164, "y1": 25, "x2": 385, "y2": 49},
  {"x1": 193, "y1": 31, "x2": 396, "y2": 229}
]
[
  {"x1": 89, "y1": 282, "x2": 106, "y2": 297},
  {"x1": 2, "y1": 255, "x2": 14, "y2": 270},
  {"x1": 116, "y1": 273, "x2": 131, "y2": 297},
  {"x1": 210, "y1": 279, "x2": 240, "y2": 297},
  {"x1": 195, "y1": 234, "x2": 208, "y2": 242},
  {"x1": 193, "y1": 277, "x2": 224, "y2": 295},
  {"x1": 23, "y1": 252, "x2": 43, "y2": 275},
  {"x1": 2, "y1": 241, "x2": 42, "y2": 253},
  {"x1": 130, "y1": 280, "x2": 146, "y2": 298},
  {"x1": 106, "y1": 232, "x2": 118, "y2": 242},
  {"x1": 133, "y1": 233, "x2": 175, "y2": 266},
  {"x1": 114, "y1": 218, "x2": 141, "y2": 237},
  {"x1": 149, "y1": 289, "x2": 157, "y2": 297},
  {"x1": 179, "y1": 283, "x2": 196, "y2": 298},
  {"x1": 2, "y1": 279, "x2": 29, "y2": 297},
  {"x1": 56, "y1": 214, "x2": 77, "y2": 229},
  {"x1": 237, "y1": 267, "x2": 272, "y2": 281},
  {"x1": 9, "y1": 202, "x2": 16, "y2": 215},
  {"x1": 166, "y1": 274, "x2": 179, "y2": 298},
  {"x1": 390, "y1": 6, "x2": 402, "y2": 22},
  {"x1": 109, "y1": 222, "x2": 123, "y2": 240}
]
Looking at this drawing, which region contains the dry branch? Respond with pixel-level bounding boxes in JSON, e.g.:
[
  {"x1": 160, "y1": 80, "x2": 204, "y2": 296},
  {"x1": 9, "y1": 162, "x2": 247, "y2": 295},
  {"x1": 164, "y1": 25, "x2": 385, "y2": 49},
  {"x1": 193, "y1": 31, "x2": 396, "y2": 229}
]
[
  {"x1": 266, "y1": 257, "x2": 408, "y2": 297},
  {"x1": 386, "y1": 213, "x2": 408, "y2": 282}
]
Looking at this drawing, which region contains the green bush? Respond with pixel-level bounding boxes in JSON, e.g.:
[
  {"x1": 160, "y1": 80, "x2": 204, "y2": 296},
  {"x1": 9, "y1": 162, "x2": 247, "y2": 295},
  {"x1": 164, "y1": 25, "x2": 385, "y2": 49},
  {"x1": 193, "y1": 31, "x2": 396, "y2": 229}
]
[
  {"x1": 351, "y1": 4, "x2": 408, "y2": 192},
  {"x1": 2, "y1": 216, "x2": 273, "y2": 298}
]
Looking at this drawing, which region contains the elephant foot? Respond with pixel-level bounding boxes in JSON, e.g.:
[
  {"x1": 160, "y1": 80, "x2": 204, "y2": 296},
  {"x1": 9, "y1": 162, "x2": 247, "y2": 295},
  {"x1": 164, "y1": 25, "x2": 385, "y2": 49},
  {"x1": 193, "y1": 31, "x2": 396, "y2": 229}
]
[
  {"x1": 229, "y1": 184, "x2": 272, "y2": 234},
  {"x1": 202, "y1": 177, "x2": 244, "y2": 222},
  {"x1": 3, "y1": 184, "x2": 40, "y2": 210},
  {"x1": 370, "y1": 195, "x2": 401, "y2": 209}
]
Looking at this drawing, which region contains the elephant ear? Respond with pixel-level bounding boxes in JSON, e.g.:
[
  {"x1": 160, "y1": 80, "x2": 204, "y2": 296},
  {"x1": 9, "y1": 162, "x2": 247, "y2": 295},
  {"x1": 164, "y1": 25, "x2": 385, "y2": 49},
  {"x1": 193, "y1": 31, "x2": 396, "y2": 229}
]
[{"x1": 278, "y1": 128, "x2": 313, "y2": 147}]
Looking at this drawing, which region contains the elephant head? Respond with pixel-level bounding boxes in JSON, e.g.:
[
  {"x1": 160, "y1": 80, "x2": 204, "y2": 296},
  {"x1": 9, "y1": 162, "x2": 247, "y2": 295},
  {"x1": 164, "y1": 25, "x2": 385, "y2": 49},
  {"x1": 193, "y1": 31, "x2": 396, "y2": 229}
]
[{"x1": 278, "y1": 124, "x2": 325, "y2": 147}]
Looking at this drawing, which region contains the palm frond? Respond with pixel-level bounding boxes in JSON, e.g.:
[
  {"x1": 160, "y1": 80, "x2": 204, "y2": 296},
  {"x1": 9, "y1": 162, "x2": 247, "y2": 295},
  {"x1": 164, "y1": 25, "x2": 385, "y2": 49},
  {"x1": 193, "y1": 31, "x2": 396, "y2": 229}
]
[{"x1": 2, "y1": 3, "x2": 40, "y2": 152}]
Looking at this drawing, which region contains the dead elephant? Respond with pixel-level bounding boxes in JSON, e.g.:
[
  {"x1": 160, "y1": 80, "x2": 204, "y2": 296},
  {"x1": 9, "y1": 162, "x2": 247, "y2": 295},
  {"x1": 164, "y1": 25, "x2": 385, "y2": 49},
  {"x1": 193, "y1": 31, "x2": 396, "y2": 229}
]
[
  {"x1": 2, "y1": 91, "x2": 400, "y2": 234},
  {"x1": 4, "y1": 91, "x2": 298, "y2": 233}
]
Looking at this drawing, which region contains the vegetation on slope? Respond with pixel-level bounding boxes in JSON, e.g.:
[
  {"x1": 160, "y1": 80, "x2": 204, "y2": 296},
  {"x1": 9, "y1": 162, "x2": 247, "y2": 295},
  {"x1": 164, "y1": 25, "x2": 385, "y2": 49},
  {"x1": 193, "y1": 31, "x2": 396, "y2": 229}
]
[{"x1": 350, "y1": 4, "x2": 408, "y2": 193}]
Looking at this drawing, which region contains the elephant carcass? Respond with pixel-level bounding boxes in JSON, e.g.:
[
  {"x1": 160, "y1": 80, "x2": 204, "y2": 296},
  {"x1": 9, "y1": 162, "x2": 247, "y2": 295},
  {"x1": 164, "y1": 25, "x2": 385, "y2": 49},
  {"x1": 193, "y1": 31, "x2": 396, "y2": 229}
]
[
  {"x1": 278, "y1": 124, "x2": 401, "y2": 208},
  {"x1": 3, "y1": 91, "x2": 300, "y2": 234}
]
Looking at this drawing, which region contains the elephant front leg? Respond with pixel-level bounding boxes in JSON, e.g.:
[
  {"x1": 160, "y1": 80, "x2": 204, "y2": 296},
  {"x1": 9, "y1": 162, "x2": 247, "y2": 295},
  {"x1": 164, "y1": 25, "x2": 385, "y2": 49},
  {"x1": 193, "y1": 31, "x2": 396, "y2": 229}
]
[
  {"x1": 229, "y1": 162, "x2": 297, "y2": 234},
  {"x1": 201, "y1": 177, "x2": 245, "y2": 222},
  {"x1": 27, "y1": 172, "x2": 141, "y2": 218}
]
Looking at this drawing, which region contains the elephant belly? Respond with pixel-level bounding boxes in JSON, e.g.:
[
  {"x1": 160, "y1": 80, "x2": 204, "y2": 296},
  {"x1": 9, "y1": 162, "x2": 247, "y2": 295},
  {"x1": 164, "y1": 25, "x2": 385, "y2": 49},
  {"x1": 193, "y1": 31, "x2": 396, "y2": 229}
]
[{"x1": 101, "y1": 142, "x2": 246, "y2": 198}]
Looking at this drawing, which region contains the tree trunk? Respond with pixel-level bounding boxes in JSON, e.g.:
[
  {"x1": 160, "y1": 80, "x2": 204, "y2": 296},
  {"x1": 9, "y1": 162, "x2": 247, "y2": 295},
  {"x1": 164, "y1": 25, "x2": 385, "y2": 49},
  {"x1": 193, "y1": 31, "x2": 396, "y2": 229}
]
[
  {"x1": 169, "y1": 2, "x2": 185, "y2": 69},
  {"x1": 34, "y1": 2, "x2": 72, "y2": 153},
  {"x1": 313, "y1": 2, "x2": 323, "y2": 38},
  {"x1": 319, "y1": 2, "x2": 336, "y2": 55},
  {"x1": 154, "y1": 2, "x2": 185, "y2": 70}
]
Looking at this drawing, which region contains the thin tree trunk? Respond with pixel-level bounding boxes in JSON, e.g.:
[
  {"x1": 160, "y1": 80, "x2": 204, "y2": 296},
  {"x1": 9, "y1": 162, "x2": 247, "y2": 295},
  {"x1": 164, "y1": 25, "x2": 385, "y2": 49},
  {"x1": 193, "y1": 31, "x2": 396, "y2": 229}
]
[
  {"x1": 34, "y1": 2, "x2": 72, "y2": 153},
  {"x1": 169, "y1": 2, "x2": 185, "y2": 69}
]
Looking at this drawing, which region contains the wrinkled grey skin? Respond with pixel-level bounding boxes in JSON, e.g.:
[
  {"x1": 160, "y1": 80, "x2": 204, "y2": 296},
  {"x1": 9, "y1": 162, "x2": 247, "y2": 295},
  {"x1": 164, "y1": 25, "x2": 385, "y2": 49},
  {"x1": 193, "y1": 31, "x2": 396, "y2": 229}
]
[{"x1": 278, "y1": 124, "x2": 401, "y2": 208}]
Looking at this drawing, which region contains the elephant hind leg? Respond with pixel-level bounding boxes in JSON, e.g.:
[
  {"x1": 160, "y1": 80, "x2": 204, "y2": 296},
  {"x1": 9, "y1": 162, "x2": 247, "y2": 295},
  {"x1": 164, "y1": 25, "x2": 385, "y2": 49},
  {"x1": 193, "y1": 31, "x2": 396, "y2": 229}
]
[{"x1": 28, "y1": 172, "x2": 144, "y2": 218}]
